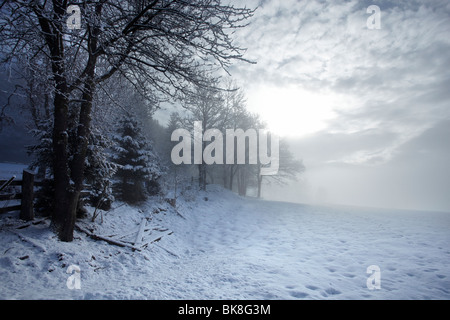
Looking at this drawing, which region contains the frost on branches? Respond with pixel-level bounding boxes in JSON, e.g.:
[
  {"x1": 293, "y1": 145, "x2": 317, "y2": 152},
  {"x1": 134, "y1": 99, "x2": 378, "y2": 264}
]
[
  {"x1": 27, "y1": 119, "x2": 118, "y2": 214},
  {"x1": 112, "y1": 113, "x2": 163, "y2": 204},
  {"x1": 83, "y1": 128, "x2": 118, "y2": 211}
]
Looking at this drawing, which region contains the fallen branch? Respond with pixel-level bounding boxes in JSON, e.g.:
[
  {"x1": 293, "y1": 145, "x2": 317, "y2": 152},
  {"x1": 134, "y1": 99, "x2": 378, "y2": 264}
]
[
  {"x1": 15, "y1": 217, "x2": 48, "y2": 229},
  {"x1": 148, "y1": 230, "x2": 173, "y2": 245},
  {"x1": 106, "y1": 226, "x2": 140, "y2": 240},
  {"x1": 175, "y1": 209, "x2": 186, "y2": 220},
  {"x1": 154, "y1": 243, "x2": 179, "y2": 258},
  {"x1": 134, "y1": 218, "x2": 147, "y2": 246},
  {"x1": 75, "y1": 224, "x2": 141, "y2": 251}
]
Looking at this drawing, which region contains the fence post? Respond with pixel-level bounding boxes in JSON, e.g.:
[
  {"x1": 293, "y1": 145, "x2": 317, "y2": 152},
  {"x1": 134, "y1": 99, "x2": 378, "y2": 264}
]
[{"x1": 20, "y1": 170, "x2": 35, "y2": 221}]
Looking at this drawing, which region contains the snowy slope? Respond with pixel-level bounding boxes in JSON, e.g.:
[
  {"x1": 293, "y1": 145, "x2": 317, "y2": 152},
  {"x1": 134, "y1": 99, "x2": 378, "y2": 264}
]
[{"x1": 0, "y1": 184, "x2": 449, "y2": 299}]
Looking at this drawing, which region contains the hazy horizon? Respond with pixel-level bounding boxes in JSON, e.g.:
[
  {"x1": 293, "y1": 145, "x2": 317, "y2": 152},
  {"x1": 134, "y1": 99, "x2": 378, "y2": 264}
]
[{"x1": 221, "y1": 0, "x2": 450, "y2": 213}]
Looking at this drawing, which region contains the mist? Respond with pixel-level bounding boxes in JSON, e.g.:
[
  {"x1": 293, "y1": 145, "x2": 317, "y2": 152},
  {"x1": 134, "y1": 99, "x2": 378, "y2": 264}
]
[
  {"x1": 227, "y1": 0, "x2": 450, "y2": 213},
  {"x1": 262, "y1": 120, "x2": 450, "y2": 212}
]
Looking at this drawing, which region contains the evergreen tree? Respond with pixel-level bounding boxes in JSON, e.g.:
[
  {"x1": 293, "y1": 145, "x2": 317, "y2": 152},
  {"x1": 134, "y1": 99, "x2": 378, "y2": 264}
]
[
  {"x1": 83, "y1": 129, "x2": 117, "y2": 211},
  {"x1": 27, "y1": 119, "x2": 54, "y2": 215},
  {"x1": 28, "y1": 121, "x2": 118, "y2": 214},
  {"x1": 112, "y1": 113, "x2": 163, "y2": 204}
]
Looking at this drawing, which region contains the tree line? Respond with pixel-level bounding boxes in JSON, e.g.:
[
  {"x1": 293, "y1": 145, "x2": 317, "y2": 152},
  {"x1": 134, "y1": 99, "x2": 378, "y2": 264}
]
[
  {"x1": 167, "y1": 81, "x2": 305, "y2": 197},
  {"x1": 0, "y1": 0, "x2": 303, "y2": 243}
]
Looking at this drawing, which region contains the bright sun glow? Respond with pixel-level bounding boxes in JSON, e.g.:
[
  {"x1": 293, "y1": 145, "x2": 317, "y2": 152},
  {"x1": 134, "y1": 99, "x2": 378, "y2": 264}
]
[{"x1": 247, "y1": 85, "x2": 341, "y2": 137}]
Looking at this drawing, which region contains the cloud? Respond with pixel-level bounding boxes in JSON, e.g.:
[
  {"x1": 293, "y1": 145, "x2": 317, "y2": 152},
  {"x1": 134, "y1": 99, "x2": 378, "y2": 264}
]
[
  {"x1": 230, "y1": 0, "x2": 450, "y2": 210},
  {"x1": 231, "y1": 0, "x2": 450, "y2": 163},
  {"x1": 234, "y1": 0, "x2": 450, "y2": 91}
]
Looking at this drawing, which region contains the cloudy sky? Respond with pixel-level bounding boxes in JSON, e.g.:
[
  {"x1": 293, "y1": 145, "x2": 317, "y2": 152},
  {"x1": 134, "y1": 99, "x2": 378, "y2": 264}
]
[{"x1": 226, "y1": 0, "x2": 450, "y2": 211}]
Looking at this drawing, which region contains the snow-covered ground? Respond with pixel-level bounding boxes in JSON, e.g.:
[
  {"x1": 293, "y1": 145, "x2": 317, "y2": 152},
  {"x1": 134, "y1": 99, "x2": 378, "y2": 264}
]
[{"x1": 1, "y1": 180, "x2": 449, "y2": 300}]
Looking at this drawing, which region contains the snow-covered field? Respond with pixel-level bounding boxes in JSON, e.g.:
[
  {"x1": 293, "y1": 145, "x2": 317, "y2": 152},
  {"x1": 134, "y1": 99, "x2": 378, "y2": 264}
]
[
  {"x1": 0, "y1": 163, "x2": 28, "y2": 180},
  {"x1": 1, "y1": 177, "x2": 449, "y2": 300}
]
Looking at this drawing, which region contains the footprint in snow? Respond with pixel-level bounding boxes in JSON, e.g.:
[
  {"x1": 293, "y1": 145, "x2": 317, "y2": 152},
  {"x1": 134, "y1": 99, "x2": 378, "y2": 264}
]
[
  {"x1": 305, "y1": 285, "x2": 319, "y2": 291},
  {"x1": 289, "y1": 291, "x2": 309, "y2": 299},
  {"x1": 285, "y1": 285, "x2": 295, "y2": 289},
  {"x1": 324, "y1": 288, "x2": 341, "y2": 295},
  {"x1": 387, "y1": 266, "x2": 397, "y2": 271},
  {"x1": 342, "y1": 273, "x2": 356, "y2": 278}
]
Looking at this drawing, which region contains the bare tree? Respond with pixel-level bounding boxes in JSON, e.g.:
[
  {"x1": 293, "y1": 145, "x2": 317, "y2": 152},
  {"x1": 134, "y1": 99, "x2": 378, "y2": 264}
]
[
  {"x1": 182, "y1": 81, "x2": 224, "y2": 190},
  {"x1": 0, "y1": 0, "x2": 255, "y2": 241},
  {"x1": 256, "y1": 139, "x2": 305, "y2": 198},
  {"x1": 218, "y1": 82, "x2": 248, "y2": 190}
]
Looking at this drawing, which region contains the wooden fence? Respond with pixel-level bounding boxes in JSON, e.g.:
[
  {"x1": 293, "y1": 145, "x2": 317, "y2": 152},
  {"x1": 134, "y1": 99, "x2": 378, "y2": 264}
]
[{"x1": 0, "y1": 170, "x2": 41, "y2": 221}]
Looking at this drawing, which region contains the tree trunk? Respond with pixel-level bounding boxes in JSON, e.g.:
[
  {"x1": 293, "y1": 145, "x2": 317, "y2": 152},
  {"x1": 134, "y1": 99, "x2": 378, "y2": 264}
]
[
  {"x1": 257, "y1": 175, "x2": 263, "y2": 198},
  {"x1": 198, "y1": 163, "x2": 206, "y2": 190},
  {"x1": 257, "y1": 165, "x2": 263, "y2": 198},
  {"x1": 51, "y1": 77, "x2": 71, "y2": 238},
  {"x1": 34, "y1": 1, "x2": 73, "y2": 240},
  {"x1": 229, "y1": 164, "x2": 236, "y2": 191},
  {"x1": 197, "y1": 121, "x2": 207, "y2": 190},
  {"x1": 65, "y1": 83, "x2": 95, "y2": 241},
  {"x1": 63, "y1": 35, "x2": 98, "y2": 241},
  {"x1": 222, "y1": 165, "x2": 228, "y2": 189},
  {"x1": 60, "y1": 5, "x2": 102, "y2": 241},
  {"x1": 237, "y1": 166, "x2": 247, "y2": 196}
]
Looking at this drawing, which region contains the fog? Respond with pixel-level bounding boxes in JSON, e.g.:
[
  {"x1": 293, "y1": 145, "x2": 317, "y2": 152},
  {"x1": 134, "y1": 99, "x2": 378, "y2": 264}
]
[
  {"x1": 262, "y1": 120, "x2": 450, "y2": 212},
  {"x1": 228, "y1": 0, "x2": 450, "y2": 213}
]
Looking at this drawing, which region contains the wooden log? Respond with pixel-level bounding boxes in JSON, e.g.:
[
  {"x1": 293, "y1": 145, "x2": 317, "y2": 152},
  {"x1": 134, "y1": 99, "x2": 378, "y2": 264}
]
[
  {"x1": 134, "y1": 218, "x2": 147, "y2": 246},
  {"x1": 147, "y1": 230, "x2": 173, "y2": 244},
  {"x1": 20, "y1": 170, "x2": 34, "y2": 221},
  {"x1": 106, "y1": 226, "x2": 140, "y2": 240},
  {"x1": 75, "y1": 224, "x2": 141, "y2": 251}
]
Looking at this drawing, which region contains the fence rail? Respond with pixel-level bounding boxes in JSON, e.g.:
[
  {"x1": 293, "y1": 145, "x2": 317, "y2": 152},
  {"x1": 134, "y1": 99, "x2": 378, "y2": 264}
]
[
  {"x1": 1, "y1": 171, "x2": 89, "y2": 221},
  {"x1": 0, "y1": 170, "x2": 37, "y2": 220},
  {"x1": 0, "y1": 193, "x2": 22, "y2": 201},
  {"x1": 1, "y1": 180, "x2": 22, "y2": 187}
]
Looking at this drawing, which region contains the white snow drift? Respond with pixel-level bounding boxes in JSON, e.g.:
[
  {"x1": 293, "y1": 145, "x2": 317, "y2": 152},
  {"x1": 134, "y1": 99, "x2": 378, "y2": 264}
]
[{"x1": 0, "y1": 182, "x2": 449, "y2": 299}]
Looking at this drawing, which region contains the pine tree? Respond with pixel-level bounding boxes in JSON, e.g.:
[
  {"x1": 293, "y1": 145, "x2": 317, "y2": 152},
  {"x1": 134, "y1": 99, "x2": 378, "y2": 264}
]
[
  {"x1": 112, "y1": 114, "x2": 163, "y2": 204},
  {"x1": 28, "y1": 120, "x2": 118, "y2": 214},
  {"x1": 27, "y1": 119, "x2": 54, "y2": 215},
  {"x1": 83, "y1": 128, "x2": 117, "y2": 211}
]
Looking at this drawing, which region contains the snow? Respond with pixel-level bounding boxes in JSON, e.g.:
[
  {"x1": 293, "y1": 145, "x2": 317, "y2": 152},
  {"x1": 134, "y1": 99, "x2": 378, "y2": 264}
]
[
  {"x1": 1, "y1": 167, "x2": 450, "y2": 299},
  {"x1": 0, "y1": 163, "x2": 29, "y2": 180}
]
